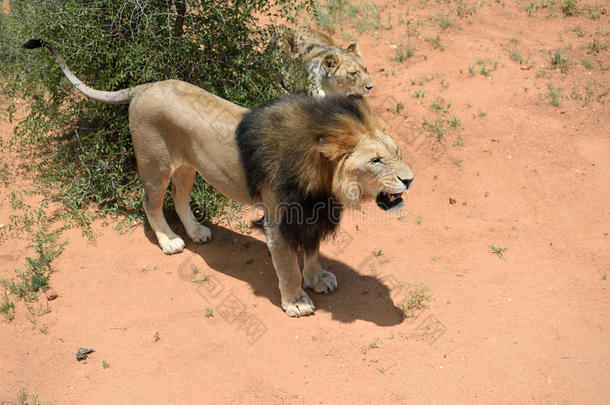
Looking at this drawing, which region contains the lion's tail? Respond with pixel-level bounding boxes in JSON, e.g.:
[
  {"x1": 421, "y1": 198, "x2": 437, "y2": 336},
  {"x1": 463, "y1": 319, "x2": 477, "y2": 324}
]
[{"x1": 23, "y1": 39, "x2": 133, "y2": 105}]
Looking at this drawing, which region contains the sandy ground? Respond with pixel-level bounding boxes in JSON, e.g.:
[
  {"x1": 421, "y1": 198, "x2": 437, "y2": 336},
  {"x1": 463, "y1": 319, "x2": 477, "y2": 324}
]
[{"x1": 1, "y1": 1, "x2": 609, "y2": 404}]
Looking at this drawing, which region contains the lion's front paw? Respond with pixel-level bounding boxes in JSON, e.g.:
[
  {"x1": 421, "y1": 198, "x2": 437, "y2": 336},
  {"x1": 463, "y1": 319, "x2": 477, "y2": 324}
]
[
  {"x1": 160, "y1": 236, "x2": 185, "y2": 255},
  {"x1": 304, "y1": 269, "x2": 337, "y2": 294},
  {"x1": 282, "y1": 290, "x2": 316, "y2": 317},
  {"x1": 188, "y1": 224, "x2": 212, "y2": 244}
]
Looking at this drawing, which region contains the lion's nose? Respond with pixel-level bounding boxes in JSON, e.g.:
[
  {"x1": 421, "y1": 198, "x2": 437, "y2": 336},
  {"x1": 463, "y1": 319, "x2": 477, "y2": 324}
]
[{"x1": 399, "y1": 176, "x2": 413, "y2": 189}]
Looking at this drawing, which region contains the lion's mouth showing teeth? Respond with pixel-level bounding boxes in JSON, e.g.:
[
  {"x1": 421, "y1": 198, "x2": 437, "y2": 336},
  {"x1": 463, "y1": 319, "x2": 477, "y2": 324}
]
[{"x1": 376, "y1": 192, "x2": 404, "y2": 210}]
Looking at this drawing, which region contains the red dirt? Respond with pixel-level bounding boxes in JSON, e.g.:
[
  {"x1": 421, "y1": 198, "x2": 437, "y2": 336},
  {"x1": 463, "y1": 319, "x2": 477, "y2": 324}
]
[{"x1": 1, "y1": 1, "x2": 609, "y2": 404}]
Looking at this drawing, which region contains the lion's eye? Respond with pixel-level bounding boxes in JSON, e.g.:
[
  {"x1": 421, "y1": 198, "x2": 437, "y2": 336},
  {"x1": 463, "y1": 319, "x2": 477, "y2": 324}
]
[
  {"x1": 371, "y1": 158, "x2": 382, "y2": 164},
  {"x1": 350, "y1": 71, "x2": 359, "y2": 76}
]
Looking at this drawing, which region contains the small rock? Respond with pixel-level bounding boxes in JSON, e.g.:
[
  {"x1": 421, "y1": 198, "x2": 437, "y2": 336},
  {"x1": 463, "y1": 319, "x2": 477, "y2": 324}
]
[
  {"x1": 520, "y1": 65, "x2": 531, "y2": 70},
  {"x1": 362, "y1": 288, "x2": 369, "y2": 294},
  {"x1": 46, "y1": 290, "x2": 58, "y2": 301},
  {"x1": 449, "y1": 198, "x2": 457, "y2": 205},
  {"x1": 76, "y1": 347, "x2": 95, "y2": 361}
]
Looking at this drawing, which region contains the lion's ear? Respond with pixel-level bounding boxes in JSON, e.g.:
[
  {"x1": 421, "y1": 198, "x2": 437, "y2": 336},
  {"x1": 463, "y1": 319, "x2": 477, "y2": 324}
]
[
  {"x1": 322, "y1": 54, "x2": 339, "y2": 72},
  {"x1": 346, "y1": 42, "x2": 362, "y2": 57}
]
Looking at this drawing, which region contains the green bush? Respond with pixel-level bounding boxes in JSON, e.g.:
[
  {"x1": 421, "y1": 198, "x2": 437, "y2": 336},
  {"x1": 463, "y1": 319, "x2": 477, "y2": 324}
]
[{"x1": 0, "y1": 0, "x2": 312, "y2": 228}]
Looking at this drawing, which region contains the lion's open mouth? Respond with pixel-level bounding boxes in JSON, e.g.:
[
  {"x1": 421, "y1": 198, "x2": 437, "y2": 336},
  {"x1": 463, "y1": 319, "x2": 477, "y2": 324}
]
[{"x1": 376, "y1": 192, "x2": 404, "y2": 210}]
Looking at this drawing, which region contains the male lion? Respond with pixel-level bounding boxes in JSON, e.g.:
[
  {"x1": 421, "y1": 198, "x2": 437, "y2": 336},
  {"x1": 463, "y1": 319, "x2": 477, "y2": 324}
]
[{"x1": 25, "y1": 39, "x2": 413, "y2": 317}]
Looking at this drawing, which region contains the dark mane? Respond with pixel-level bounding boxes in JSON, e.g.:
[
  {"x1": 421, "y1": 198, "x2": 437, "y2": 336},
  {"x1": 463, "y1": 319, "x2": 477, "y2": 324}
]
[{"x1": 236, "y1": 95, "x2": 372, "y2": 252}]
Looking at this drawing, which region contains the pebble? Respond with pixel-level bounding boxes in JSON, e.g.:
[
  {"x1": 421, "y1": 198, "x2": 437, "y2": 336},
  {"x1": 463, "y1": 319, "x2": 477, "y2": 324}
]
[{"x1": 46, "y1": 290, "x2": 58, "y2": 301}]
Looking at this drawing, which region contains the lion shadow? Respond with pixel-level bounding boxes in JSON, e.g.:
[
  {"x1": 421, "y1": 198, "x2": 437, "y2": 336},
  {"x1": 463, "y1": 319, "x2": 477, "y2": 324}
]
[{"x1": 146, "y1": 223, "x2": 405, "y2": 327}]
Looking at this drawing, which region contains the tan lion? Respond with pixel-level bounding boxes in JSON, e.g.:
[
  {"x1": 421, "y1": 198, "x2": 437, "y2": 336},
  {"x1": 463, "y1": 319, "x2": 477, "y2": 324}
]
[
  {"x1": 283, "y1": 28, "x2": 374, "y2": 97},
  {"x1": 25, "y1": 39, "x2": 413, "y2": 317}
]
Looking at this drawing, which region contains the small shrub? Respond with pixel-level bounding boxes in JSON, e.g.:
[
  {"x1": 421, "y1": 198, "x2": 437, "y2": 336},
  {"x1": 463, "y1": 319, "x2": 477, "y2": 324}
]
[
  {"x1": 550, "y1": 50, "x2": 569, "y2": 72},
  {"x1": 587, "y1": 38, "x2": 608, "y2": 54},
  {"x1": 425, "y1": 35, "x2": 444, "y2": 50},
  {"x1": 394, "y1": 44, "x2": 415, "y2": 63},
  {"x1": 547, "y1": 84, "x2": 562, "y2": 106},
  {"x1": 561, "y1": 0, "x2": 578, "y2": 16},
  {"x1": 434, "y1": 14, "x2": 455, "y2": 30},
  {"x1": 0, "y1": 0, "x2": 311, "y2": 230},
  {"x1": 1, "y1": 292, "x2": 16, "y2": 321},
  {"x1": 401, "y1": 283, "x2": 431, "y2": 318},
  {"x1": 423, "y1": 117, "x2": 446, "y2": 141},
  {"x1": 489, "y1": 244, "x2": 507, "y2": 259}
]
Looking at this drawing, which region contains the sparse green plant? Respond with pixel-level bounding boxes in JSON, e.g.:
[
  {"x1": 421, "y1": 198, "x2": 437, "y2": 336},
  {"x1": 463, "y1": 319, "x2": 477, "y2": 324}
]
[
  {"x1": 103, "y1": 360, "x2": 110, "y2": 369},
  {"x1": 587, "y1": 38, "x2": 608, "y2": 54},
  {"x1": 448, "y1": 116, "x2": 460, "y2": 128},
  {"x1": 509, "y1": 49, "x2": 522, "y2": 62},
  {"x1": 413, "y1": 88, "x2": 427, "y2": 98},
  {"x1": 570, "y1": 25, "x2": 585, "y2": 37},
  {"x1": 524, "y1": 2, "x2": 537, "y2": 16},
  {"x1": 394, "y1": 43, "x2": 415, "y2": 63},
  {"x1": 582, "y1": 58, "x2": 593, "y2": 69},
  {"x1": 452, "y1": 158, "x2": 463, "y2": 167},
  {"x1": 561, "y1": 0, "x2": 579, "y2": 16},
  {"x1": 205, "y1": 308, "x2": 214, "y2": 318},
  {"x1": 154, "y1": 331, "x2": 160, "y2": 342},
  {"x1": 1, "y1": 292, "x2": 16, "y2": 321},
  {"x1": 422, "y1": 117, "x2": 447, "y2": 140},
  {"x1": 455, "y1": 0, "x2": 478, "y2": 17},
  {"x1": 468, "y1": 65, "x2": 476, "y2": 76},
  {"x1": 317, "y1": 0, "x2": 389, "y2": 33},
  {"x1": 453, "y1": 135, "x2": 465, "y2": 146},
  {"x1": 490, "y1": 244, "x2": 507, "y2": 259},
  {"x1": 401, "y1": 282, "x2": 431, "y2": 318},
  {"x1": 396, "y1": 102, "x2": 404, "y2": 113},
  {"x1": 431, "y1": 98, "x2": 451, "y2": 113},
  {"x1": 547, "y1": 84, "x2": 562, "y2": 106},
  {"x1": 3, "y1": 218, "x2": 66, "y2": 302},
  {"x1": 434, "y1": 13, "x2": 455, "y2": 30},
  {"x1": 405, "y1": 19, "x2": 420, "y2": 38},
  {"x1": 425, "y1": 35, "x2": 444, "y2": 50},
  {"x1": 373, "y1": 249, "x2": 383, "y2": 257},
  {"x1": 550, "y1": 50, "x2": 569, "y2": 72},
  {"x1": 588, "y1": 8, "x2": 600, "y2": 20},
  {"x1": 360, "y1": 337, "x2": 381, "y2": 354},
  {"x1": 535, "y1": 67, "x2": 549, "y2": 78},
  {"x1": 4, "y1": 388, "x2": 42, "y2": 405},
  {"x1": 603, "y1": 274, "x2": 607, "y2": 280}
]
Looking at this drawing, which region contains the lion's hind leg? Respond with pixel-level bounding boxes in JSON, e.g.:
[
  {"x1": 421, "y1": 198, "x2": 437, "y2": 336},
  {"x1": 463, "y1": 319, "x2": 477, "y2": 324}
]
[
  {"x1": 303, "y1": 247, "x2": 338, "y2": 294},
  {"x1": 171, "y1": 166, "x2": 211, "y2": 244},
  {"x1": 141, "y1": 169, "x2": 185, "y2": 255}
]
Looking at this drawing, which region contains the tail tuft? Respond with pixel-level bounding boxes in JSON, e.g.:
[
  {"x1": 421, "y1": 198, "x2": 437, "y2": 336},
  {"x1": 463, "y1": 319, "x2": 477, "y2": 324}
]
[{"x1": 23, "y1": 39, "x2": 44, "y2": 49}]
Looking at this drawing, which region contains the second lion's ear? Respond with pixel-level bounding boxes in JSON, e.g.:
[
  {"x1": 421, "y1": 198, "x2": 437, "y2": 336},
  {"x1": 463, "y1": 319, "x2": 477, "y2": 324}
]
[
  {"x1": 346, "y1": 42, "x2": 362, "y2": 57},
  {"x1": 322, "y1": 54, "x2": 339, "y2": 72}
]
